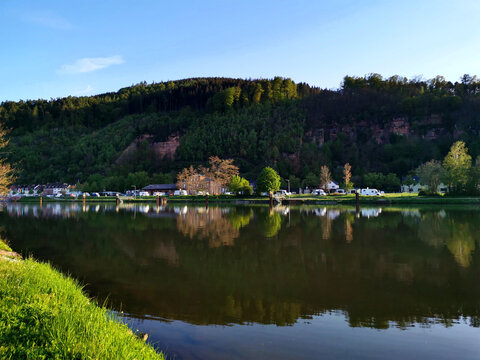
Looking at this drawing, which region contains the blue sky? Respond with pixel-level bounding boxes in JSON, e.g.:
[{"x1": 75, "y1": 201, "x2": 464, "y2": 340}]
[{"x1": 2, "y1": 0, "x2": 480, "y2": 101}]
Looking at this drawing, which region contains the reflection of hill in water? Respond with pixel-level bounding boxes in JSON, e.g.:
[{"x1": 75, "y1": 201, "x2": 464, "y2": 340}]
[{"x1": 1, "y1": 205, "x2": 480, "y2": 329}]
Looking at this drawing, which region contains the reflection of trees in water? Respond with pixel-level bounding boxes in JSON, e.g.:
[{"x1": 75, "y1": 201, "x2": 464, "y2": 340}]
[
  {"x1": 320, "y1": 215, "x2": 331, "y2": 240},
  {"x1": 176, "y1": 207, "x2": 253, "y2": 247},
  {"x1": 223, "y1": 295, "x2": 302, "y2": 326},
  {"x1": 446, "y1": 224, "x2": 475, "y2": 268},
  {"x1": 417, "y1": 211, "x2": 451, "y2": 248},
  {"x1": 344, "y1": 213, "x2": 354, "y2": 243},
  {"x1": 417, "y1": 211, "x2": 476, "y2": 267},
  {"x1": 226, "y1": 209, "x2": 254, "y2": 230},
  {"x1": 256, "y1": 211, "x2": 282, "y2": 238}
]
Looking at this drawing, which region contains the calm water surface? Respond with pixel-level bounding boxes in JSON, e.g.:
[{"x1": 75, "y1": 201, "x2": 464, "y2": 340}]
[{"x1": 1, "y1": 203, "x2": 480, "y2": 359}]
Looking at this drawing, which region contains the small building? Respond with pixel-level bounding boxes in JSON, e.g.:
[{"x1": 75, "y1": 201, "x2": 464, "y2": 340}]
[
  {"x1": 327, "y1": 181, "x2": 339, "y2": 191},
  {"x1": 42, "y1": 183, "x2": 71, "y2": 196},
  {"x1": 142, "y1": 184, "x2": 178, "y2": 195},
  {"x1": 401, "y1": 176, "x2": 448, "y2": 193}
]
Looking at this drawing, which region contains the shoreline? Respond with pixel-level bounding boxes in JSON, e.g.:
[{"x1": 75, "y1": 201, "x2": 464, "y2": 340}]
[
  {"x1": 0, "y1": 239, "x2": 163, "y2": 359},
  {"x1": 12, "y1": 194, "x2": 480, "y2": 206}
]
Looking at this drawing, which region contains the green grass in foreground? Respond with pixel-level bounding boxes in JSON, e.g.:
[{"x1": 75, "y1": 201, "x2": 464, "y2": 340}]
[
  {"x1": 0, "y1": 256, "x2": 163, "y2": 360},
  {"x1": 0, "y1": 239, "x2": 12, "y2": 252}
]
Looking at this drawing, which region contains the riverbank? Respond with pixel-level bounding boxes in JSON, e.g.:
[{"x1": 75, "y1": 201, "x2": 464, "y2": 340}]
[
  {"x1": 15, "y1": 193, "x2": 480, "y2": 205},
  {"x1": 285, "y1": 193, "x2": 480, "y2": 205},
  {"x1": 0, "y1": 239, "x2": 163, "y2": 359}
]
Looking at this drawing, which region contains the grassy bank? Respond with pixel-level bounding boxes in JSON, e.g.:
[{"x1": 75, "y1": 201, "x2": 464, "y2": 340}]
[
  {"x1": 286, "y1": 193, "x2": 480, "y2": 205},
  {"x1": 0, "y1": 241, "x2": 163, "y2": 360},
  {"x1": 0, "y1": 239, "x2": 11, "y2": 252}
]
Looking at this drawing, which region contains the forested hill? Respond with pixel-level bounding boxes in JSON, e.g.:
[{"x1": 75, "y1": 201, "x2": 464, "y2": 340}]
[{"x1": 1, "y1": 75, "x2": 480, "y2": 190}]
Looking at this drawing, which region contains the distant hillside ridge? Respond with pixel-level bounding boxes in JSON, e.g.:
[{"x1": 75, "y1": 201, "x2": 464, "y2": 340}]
[
  {"x1": 2, "y1": 74, "x2": 480, "y2": 187},
  {"x1": 0, "y1": 77, "x2": 318, "y2": 132}
]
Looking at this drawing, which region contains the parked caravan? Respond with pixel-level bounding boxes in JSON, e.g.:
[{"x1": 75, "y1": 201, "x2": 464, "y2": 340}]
[{"x1": 360, "y1": 188, "x2": 382, "y2": 196}]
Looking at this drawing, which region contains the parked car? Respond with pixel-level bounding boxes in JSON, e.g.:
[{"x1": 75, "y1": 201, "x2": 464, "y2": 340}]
[
  {"x1": 153, "y1": 192, "x2": 165, "y2": 196},
  {"x1": 260, "y1": 192, "x2": 269, "y2": 196},
  {"x1": 275, "y1": 189, "x2": 291, "y2": 196},
  {"x1": 360, "y1": 188, "x2": 382, "y2": 196},
  {"x1": 173, "y1": 190, "x2": 188, "y2": 196},
  {"x1": 313, "y1": 189, "x2": 326, "y2": 196},
  {"x1": 138, "y1": 191, "x2": 149, "y2": 197},
  {"x1": 91, "y1": 193, "x2": 101, "y2": 197}
]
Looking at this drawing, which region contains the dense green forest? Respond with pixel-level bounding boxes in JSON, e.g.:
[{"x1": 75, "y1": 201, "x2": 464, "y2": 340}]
[{"x1": 1, "y1": 75, "x2": 480, "y2": 191}]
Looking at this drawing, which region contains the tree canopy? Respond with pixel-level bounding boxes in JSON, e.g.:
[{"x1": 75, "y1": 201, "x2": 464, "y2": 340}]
[{"x1": 256, "y1": 167, "x2": 281, "y2": 194}]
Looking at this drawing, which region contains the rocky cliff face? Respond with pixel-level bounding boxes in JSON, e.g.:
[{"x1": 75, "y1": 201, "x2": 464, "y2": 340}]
[
  {"x1": 151, "y1": 134, "x2": 180, "y2": 160},
  {"x1": 115, "y1": 134, "x2": 180, "y2": 165},
  {"x1": 303, "y1": 115, "x2": 449, "y2": 146}
]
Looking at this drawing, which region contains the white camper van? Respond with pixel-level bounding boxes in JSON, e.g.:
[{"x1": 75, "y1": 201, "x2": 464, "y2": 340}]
[{"x1": 360, "y1": 188, "x2": 381, "y2": 196}]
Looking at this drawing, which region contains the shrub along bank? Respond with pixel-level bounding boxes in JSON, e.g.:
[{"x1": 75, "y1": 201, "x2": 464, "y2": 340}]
[{"x1": 0, "y1": 240, "x2": 163, "y2": 360}]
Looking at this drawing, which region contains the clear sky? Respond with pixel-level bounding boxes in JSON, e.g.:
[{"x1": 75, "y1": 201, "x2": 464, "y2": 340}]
[{"x1": 2, "y1": 0, "x2": 480, "y2": 101}]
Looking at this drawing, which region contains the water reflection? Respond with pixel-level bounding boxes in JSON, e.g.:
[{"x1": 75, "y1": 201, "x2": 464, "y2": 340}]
[{"x1": 1, "y1": 203, "x2": 480, "y2": 332}]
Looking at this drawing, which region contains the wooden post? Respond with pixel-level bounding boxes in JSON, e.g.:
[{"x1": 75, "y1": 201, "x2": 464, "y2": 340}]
[
  {"x1": 40, "y1": 197, "x2": 42, "y2": 207},
  {"x1": 83, "y1": 193, "x2": 86, "y2": 206},
  {"x1": 355, "y1": 191, "x2": 360, "y2": 214},
  {"x1": 269, "y1": 191, "x2": 273, "y2": 209},
  {"x1": 156, "y1": 194, "x2": 159, "y2": 207},
  {"x1": 116, "y1": 193, "x2": 120, "y2": 206}
]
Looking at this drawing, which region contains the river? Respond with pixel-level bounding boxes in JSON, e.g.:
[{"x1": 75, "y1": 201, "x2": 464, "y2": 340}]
[{"x1": 1, "y1": 203, "x2": 479, "y2": 359}]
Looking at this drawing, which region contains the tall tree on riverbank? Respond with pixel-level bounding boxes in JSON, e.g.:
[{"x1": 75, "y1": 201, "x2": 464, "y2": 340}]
[
  {"x1": 228, "y1": 175, "x2": 253, "y2": 195},
  {"x1": 204, "y1": 156, "x2": 239, "y2": 189},
  {"x1": 176, "y1": 165, "x2": 198, "y2": 193},
  {"x1": 343, "y1": 163, "x2": 353, "y2": 191},
  {"x1": 256, "y1": 167, "x2": 280, "y2": 194},
  {"x1": 443, "y1": 141, "x2": 472, "y2": 193},
  {"x1": 416, "y1": 160, "x2": 446, "y2": 194},
  {"x1": 320, "y1": 165, "x2": 331, "y2": 191},
  {"x1": 0, "y1": 125, "x2": 15, "y2": 195},
  {"x1": 177, "y1": 157, "x2": 239, "y2": 194}
]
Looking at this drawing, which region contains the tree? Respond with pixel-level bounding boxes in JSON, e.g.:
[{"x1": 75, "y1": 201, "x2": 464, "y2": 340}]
[
  {"x1": 319, "y1": 165, "x2": 331, "y2": 191},
  {"x1": 256, "y1": 167, "x2": 281, "y2": 194},
  {"x1": 416, "y1": 160, "x2": 446, "y2": 194},
  {"x1": 443, "y1": 141, "x2": 472, "y2": 193},
  {"x1": 384, "y1": 173, "x2": 401, "y2": 192},
  {"x1": 302, "y1": 172, "x2": 318, "y2": 189},
  {"x1": 288, "y1": 175, "x2": 301, "y2": 191},
  {"x1": 176, "y1": 165, "x2": 197, "y2": 194},
  {"x1": 402, "y1": 175, "x2": 415, "y2": 187},
  {"x1": 343, "y1": 163, "x2": 353, "y2": 191},
  {"x1": 466, "y1": 155, "x2": 480, "y2": 195},
  {"x1": 363, "y1": 172, "x2": 384, "y2": 189},
  {"x1": 206, "y1": 156, "x2": 239, "y2": 190},
  {"x1": 228, "y1": 175, "x2": 253, "y2": 195},
  {"x1": 0, "y1": 126, "x2": 15, "y2": 194}
]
